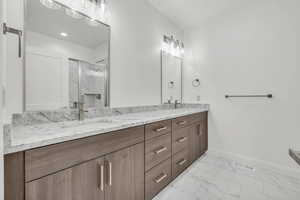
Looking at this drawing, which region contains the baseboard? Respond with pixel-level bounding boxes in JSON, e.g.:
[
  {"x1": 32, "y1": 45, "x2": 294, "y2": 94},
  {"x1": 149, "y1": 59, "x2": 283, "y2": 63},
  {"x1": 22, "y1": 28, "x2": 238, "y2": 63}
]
[{"x1": 208, "y1": 149, "x2": 300, "y2": 178}]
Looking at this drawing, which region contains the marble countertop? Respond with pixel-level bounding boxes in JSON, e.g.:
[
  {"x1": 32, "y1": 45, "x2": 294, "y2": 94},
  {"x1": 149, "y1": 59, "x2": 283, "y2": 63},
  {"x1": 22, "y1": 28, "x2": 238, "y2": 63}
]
[
  {"x1": 289, "y1": 149, "x2": 300, "y2": 166},
  {"x1": 4, "y1": 106, "x2": 208, "y2": 154}
]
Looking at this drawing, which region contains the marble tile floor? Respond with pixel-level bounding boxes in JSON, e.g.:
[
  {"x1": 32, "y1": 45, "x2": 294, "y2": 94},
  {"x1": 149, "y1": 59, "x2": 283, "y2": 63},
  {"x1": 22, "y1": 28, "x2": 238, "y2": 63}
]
[{"x1": 154, "y1": 153, "x2": 300, "y2": 200}]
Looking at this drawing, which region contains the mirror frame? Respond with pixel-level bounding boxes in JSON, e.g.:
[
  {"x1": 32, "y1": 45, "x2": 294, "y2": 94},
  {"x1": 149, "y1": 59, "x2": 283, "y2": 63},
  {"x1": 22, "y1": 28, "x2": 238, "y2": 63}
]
[
  {"x1": 160, "y1": 50, "x2": 183, "y2": 104},
  {"x1": 23, "y1": 0, "x2": 111, "y2": 111}
]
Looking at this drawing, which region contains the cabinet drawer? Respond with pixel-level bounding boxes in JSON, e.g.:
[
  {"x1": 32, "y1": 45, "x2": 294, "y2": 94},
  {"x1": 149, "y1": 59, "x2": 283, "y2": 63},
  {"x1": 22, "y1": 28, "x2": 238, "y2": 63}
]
[
  {"x1": 145, "y1": 133, "x2": 171, "y2": 171},
  {"x1": 172, "y1": 115, "x2": 192, "y2": 130},
  {"x1": 172, "y1": 127, "x2": 189, "y2": 155},
  {"x1": 145, "y1": 120, "x2": 171, "y2": 140},
  {"x1": 25, "y1": 126, "x2": 144, "y2": 182},
  {"x1": 172, "y1": 149, "x2": 190, "y2": 179},
  {"x1": 145, "y1": 158, "x2": 172, "y2": 200},
  {"x1": 189, "y1": 113, "x2": 202, "y2": 124}
]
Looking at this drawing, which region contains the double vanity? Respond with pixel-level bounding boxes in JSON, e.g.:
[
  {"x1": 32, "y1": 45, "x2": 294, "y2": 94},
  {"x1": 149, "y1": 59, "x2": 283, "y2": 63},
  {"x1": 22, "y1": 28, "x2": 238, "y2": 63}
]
[{"x1": 4, "y1": 105, "x2": 209, "y2": 200}]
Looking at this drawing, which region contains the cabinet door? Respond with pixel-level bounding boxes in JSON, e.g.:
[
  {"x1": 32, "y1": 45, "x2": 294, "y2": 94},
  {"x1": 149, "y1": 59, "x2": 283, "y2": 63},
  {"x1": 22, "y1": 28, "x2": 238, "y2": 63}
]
[
  {"x1": 200, "y1": 112, "x2": 208, "y2": 155},
  {"x1": 26, "y1": 157, "x2": 105, "y2": 200},
  {"x1": 105, "y1": 143, "x2": 145, "y2": 200},
  {"x1": 189, "y1": 123, "x2": 201, "y2": 162}
]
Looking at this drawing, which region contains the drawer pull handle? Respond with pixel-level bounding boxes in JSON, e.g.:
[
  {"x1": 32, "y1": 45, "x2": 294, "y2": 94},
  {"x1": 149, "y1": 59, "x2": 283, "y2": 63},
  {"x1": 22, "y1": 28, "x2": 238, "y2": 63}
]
[
  {"x1": 154, "y1": 146, "x2": 167, "y2": 154},
  {"x1": 177, "y1": 121, "x2": 187, "y2": 125},
  {"x1": 178, "y1": 159, "x2": 187, "y2": 166},
  {"x1": 177, "y1": 137, "x2": 187, "y2": 143},
  {"x1": 108, "y1": 161, "x2": 112, "y2": 186},
  {"x1": 155, "y1": 126, "x2": 168, "y2": 132},
  {"x1": 99, "y1": 164, "x2": 104, "y2": 191},
  {"x1": 154, "y1": 173, "x2": 168, "y2": 183}
]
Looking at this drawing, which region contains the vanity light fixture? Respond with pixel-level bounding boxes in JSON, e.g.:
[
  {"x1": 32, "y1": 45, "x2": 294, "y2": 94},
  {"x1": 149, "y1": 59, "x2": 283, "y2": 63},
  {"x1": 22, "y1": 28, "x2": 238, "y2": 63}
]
[
  {"x1": 162, "y1": 35, "x2": 184, "y2": 58},
  {"x1": 39, "y1": 0, "x2": 110, "y2": 26},
  {"x1": 60, "y1": 32, "x2": 68, "y2": 37},
  {"x1": 40, "y1": 0, "x2": 61, "y2": 10}
]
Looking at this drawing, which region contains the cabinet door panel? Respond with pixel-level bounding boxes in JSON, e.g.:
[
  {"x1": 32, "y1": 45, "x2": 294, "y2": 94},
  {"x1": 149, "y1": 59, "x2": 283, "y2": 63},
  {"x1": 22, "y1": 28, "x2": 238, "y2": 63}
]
[
  {"x1": 189, "y1": 123, "x2": 201, "y2": 162},
  {"x1": 26, "y1": 157, "x2": 105, "y2": 200},
  {"x1": 105, "y1": 143, "x2": 145, "y2": 200}
]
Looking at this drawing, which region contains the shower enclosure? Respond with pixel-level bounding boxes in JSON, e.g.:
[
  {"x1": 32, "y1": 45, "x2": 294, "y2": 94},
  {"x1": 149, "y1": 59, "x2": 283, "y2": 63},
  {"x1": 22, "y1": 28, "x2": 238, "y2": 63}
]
[{"x1": 69, "y1": 58, "x2": 109, "y2": 110}]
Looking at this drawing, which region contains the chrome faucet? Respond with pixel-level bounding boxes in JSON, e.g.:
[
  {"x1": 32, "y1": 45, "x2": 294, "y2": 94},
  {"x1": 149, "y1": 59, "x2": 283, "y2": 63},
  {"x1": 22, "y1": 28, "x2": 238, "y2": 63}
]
[
  {"x1": 174, "y1": 100, "x2": 181, "y2": 109},
  {"x1": 78, "y1": 95, "x2": 88, "y2": 121}
]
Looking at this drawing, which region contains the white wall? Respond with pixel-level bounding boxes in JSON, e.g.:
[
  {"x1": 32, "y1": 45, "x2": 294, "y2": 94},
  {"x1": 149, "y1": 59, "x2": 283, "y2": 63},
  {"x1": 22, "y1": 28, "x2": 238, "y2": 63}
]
[
  {"x1": 109, "y1": 0, "x2": 182, "y2": 107},
  {"x1": 183, "y1": 0, "x2": 300, "y2": 171}
]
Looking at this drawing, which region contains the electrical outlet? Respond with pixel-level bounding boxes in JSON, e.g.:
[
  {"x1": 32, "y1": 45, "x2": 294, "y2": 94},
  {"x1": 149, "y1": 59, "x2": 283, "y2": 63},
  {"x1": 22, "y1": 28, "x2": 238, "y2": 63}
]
[{"x1": 196, "y1": 95, "x2": 201, "y2": 101}]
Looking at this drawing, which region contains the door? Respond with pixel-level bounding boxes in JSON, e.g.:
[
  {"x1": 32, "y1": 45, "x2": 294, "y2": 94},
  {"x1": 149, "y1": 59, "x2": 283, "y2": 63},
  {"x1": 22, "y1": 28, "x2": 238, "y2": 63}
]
[
  {"x1": 199, "y1": 112, "x2": 208, "y2": 155},
  {"x1": 189, "y1": 113, "x2": 208, "y2": 162},
  {"x1": 26, "y1": 157, "x2": 105, "y2": 200},
  {"x1": 189, "y1": 122, "x2": 201, "y2": 162},
  {"x1": 105, "y1": 143, "x2": 145, "y2": 200}
]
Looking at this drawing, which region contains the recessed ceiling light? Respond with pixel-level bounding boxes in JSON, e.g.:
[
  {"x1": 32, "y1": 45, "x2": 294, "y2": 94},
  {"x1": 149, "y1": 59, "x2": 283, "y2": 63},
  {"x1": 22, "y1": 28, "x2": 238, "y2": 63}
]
[{"x1": 60, "y1": 32, "x2": 68, "y2": 37}]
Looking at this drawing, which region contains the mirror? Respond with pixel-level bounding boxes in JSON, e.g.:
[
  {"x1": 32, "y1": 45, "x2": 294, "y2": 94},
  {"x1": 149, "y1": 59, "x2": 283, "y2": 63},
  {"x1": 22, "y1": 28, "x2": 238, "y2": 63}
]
[
  {"x1": 161, "y1": 51, "x2": 182, "y2": 104},
  {"x1": 24, "y1": 0, "x2": 110, "y2": 111}
]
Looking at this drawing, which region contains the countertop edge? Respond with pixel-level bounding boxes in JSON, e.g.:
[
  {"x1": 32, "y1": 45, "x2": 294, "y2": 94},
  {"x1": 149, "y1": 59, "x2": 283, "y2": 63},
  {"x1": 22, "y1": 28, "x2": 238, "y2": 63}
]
[{"x1": 4, "y1": 108, "x2": 208, "y2": 155}]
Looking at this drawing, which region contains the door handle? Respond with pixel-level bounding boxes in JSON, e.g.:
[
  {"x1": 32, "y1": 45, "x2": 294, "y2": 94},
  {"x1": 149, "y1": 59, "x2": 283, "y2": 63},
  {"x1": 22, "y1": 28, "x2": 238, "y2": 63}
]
[
  {"x1": 108, "y1": 161, "x2": 112, "y2": 186},
  {"x1": 177, "y1": 121, "x2": 187, "y2": 125},
  {"x1": 3, "y1": 23, "x2": 23, "y2": 58},
  {"x1": 154, "y1": 126, "x2": 168, "y2": 132},
  {"x1": 154, "y1": 173, "x2": 168, "y2": 183},
  {"x1": 177, "y1": 158, "x2": 187, "y2": 166},
  {"x1": 99, "y1": 164, "x2": 104, "y2": 191},
  {"x1": 177, "y1": 137, "x2": 187, "y2": 143},
  {"x1": 154, "y1": 146, "x2": 167, "y2": 154}
]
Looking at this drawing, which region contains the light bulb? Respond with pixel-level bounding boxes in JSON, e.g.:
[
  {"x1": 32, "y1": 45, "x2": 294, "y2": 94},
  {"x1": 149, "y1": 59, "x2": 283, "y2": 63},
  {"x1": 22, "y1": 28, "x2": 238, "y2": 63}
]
[{"x1": 40, "y1": 0, "x2": 61, "y2": 10}]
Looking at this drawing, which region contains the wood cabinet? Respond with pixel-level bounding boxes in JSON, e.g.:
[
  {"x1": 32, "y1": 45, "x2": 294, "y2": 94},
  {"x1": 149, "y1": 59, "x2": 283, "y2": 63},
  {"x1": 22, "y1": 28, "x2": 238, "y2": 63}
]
[
  {"x1": 189, "y1": 112, "x2": 208, "y2": 162},
  {"x1": 105, "y1": 143, "x2": 144, "y2": 200},
  {"x1": 5, "y1": 112, "x2": 208, "y2": 200},
  {"x1": 26, "y1": 143, "x2": 144, "y2": 200},
  {"x1": 26, "y1": 157, "x2": 105, "y2": 200}
]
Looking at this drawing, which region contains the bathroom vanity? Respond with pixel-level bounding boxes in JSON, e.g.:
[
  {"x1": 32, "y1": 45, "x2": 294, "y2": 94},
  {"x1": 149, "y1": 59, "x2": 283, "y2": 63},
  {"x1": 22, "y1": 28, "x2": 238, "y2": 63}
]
[{"x1": 4, "y1": 107, "x2": 208, "y2": 200}]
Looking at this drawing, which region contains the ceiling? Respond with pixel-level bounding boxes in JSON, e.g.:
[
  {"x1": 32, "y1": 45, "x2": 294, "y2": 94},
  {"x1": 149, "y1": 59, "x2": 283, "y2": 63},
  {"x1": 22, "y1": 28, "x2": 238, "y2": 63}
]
[
  {"x1": 26, "y1": 0, "x2": 109, "y2": 49},
  {"x1": 148, "y1": 0, "x2": 254, "y2": 29}
]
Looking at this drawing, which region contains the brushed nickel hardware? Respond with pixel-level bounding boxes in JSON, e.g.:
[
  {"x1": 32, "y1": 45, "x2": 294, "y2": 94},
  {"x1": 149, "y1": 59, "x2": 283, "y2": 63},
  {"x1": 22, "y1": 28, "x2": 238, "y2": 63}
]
[
  {"x1": 177, "y1": 121, "x2": 187, "y2": 125},
  {"x1": 108, "y1": 161, "x2": 112, "y2": 186},
  {"x1": 225, "y1": 94, "x2": 273, "y2": 99},
  {"x1": 177, "y1": 137, "x2": 187, "y2": 143},
  {"x1": 99, "y1": 164, "x2": 104, "y2": 191},
  {"x1": 154, "y1": 126, "x2": 168, "y2": 132},
  {"x1": 174, "y1": 100, "x2": 181, "y2": 109},
  {"x1": 2, "y1": 23, "x2": 23, "y2": 57},
  {"x1": 178, "y1": 159, "x2": 187, "y2": 166},
  {"x1": 154, "y1": 146, "x2": 167, "y2": 154},
  {"x1": 154, "y1": 173, "x2": 168, "y2": 184}
]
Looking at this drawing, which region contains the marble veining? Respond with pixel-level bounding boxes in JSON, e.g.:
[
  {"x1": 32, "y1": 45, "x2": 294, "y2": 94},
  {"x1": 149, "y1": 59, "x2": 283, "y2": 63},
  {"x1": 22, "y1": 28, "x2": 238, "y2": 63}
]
[
  {"x1": 154, "y1": 153, "x2": 300, "y2": 200},
  {"x1": 4, "y1": 104, "x2": 209, "y2": 154}
]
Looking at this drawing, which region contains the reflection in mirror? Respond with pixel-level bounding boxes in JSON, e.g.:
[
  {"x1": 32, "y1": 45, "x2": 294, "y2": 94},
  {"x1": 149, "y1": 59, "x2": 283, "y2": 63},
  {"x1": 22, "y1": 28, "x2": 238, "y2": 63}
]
[
  {"x1": 25, "y1": 0, "x2": 110, "y2": 111},
  {"x1": 161, "y1": 51, "x2": 182, "y2": 104}
]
